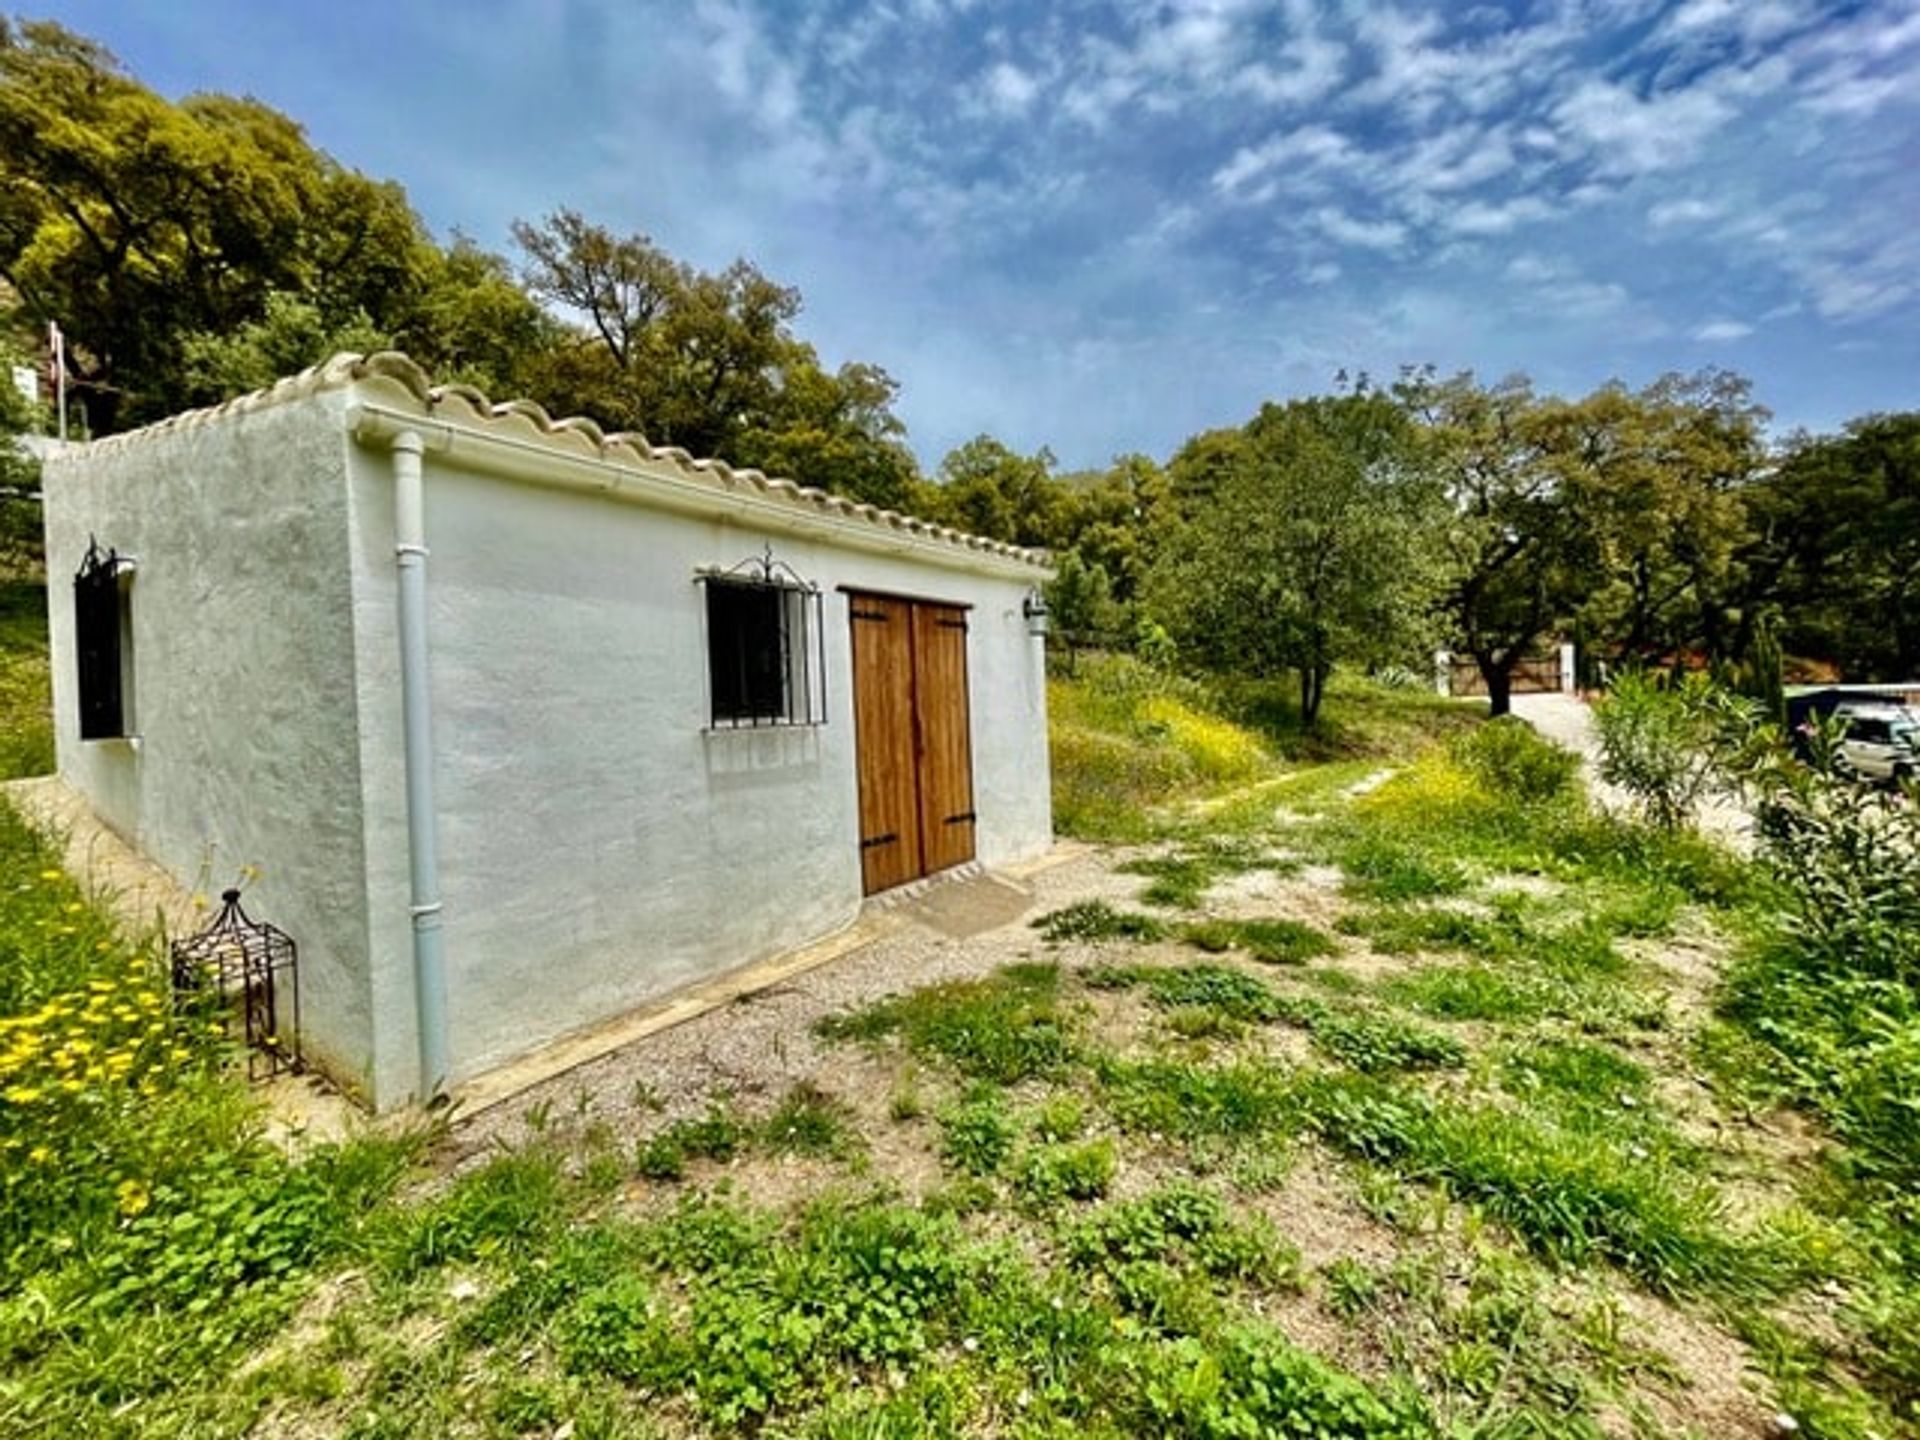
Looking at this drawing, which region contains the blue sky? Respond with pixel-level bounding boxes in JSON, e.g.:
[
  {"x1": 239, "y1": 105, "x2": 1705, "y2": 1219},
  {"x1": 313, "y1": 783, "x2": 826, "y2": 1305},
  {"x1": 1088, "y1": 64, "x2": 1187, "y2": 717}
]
[{"x1": 46, "y1": 0, "x2": 1920, "y2": 470}]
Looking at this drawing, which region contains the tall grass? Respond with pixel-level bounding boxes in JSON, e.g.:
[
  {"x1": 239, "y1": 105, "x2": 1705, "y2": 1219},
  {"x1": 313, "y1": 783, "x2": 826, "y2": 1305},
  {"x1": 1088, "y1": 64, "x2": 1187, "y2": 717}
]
[{"x1": 0, "y1": 580, "x2": 51, "y2": 780}]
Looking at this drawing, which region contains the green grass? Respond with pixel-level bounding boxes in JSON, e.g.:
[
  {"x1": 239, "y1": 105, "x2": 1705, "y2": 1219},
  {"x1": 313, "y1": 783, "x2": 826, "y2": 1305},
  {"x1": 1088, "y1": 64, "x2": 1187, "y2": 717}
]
[
  {"x1": 1047, "y1": 654, "x2": 1482, "y2": 840},
  {"x1": 9, "y1": 626, "x2": 1917, "y2": 1438},
  {"x1": 0, "y1": 580, "x2": 51, "y2": 781},
  {"x1": 1182, "y1": 915, "x2": 1337, "y2": 965},
  {"x1": 815, "y1": 963, "x2": 1076, "y2": 1083}
]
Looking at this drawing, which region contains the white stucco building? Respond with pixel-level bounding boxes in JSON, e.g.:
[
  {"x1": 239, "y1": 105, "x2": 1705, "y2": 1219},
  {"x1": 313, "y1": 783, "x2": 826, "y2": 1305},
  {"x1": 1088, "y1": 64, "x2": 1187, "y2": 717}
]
[{"x1": 42, "y1": 353, "x2": 1054, "y2": 1109}]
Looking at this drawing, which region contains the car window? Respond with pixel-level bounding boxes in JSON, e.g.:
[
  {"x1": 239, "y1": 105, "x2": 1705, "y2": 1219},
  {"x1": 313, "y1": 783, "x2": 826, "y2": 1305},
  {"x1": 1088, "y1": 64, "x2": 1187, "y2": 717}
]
[{"x1": 1849, "y1": 718, "x2": 1889, "y2": 743}]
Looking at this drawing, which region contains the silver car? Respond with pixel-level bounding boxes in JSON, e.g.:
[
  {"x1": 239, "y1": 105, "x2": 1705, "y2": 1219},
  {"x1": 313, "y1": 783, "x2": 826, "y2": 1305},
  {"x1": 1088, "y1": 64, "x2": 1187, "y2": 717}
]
[{"x1": 1834, "y1": 703, "x2": 1919, "y2": 783}]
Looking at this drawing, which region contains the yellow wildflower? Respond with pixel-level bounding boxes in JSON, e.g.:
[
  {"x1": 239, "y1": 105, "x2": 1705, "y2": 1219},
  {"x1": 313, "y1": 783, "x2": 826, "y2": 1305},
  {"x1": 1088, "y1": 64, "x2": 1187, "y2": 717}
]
[
  {"x1": 28, "y1": 1145, "x2": 52, "y2": 1164},
  {"x1": 115, "y1": 1179, "x2": 151, "y2": 1217},
  {"x1": 3, "y1": 1085, "x2": 42, "y2": 1104},
  {"x1": 38, "y1": 869, "x2": 61, "y2": 881}
]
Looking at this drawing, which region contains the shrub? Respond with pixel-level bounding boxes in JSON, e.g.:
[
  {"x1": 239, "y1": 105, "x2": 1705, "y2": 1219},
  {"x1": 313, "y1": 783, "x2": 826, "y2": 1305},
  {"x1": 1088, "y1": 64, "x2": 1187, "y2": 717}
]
[
  {"x1": 1449, "y1": 716, "x2": 1581, "y2": 805},
  {"x1": 1590, "y1": 670, "x2": 1734, "y2": 831}
]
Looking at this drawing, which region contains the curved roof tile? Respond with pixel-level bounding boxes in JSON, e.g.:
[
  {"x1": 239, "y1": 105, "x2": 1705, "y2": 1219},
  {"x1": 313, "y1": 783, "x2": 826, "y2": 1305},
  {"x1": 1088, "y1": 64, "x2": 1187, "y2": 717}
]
[{"x1": 59, "y1": 351, "x2": 1051, "y2": 569}]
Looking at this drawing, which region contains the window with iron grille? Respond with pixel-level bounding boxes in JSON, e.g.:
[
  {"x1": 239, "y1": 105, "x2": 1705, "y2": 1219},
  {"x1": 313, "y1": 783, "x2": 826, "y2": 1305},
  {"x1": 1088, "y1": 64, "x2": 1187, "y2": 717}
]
[
  {"x1": 74, "y1": 538, "x2": 134, "y2": 741},
  {"x1": 699, "y1": 549, "x2": 826, "y2": 728}
]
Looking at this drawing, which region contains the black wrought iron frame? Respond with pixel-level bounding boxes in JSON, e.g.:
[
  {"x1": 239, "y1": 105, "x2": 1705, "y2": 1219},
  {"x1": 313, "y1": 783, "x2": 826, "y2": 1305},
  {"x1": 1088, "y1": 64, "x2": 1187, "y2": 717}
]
[
  {"x1": 169, "y1": 889, "x2": 302, "y2": 1082},
  {"x1": 696, "y1": 545, "x2": 828, "y2": 730}
]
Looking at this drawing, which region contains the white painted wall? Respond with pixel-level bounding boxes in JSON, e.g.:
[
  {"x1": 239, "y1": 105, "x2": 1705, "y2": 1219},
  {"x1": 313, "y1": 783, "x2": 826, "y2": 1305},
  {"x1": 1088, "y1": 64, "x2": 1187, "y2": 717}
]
[
  {"x1": 42, "y1": 395, "x2": 379, "y2": 1094},
  {"x1": 345, "y1": 442, "x2": 1053, "y2": 1100},
  {"x1": 45, "y1": 376, "x2": 1053, "y2": 1111}
]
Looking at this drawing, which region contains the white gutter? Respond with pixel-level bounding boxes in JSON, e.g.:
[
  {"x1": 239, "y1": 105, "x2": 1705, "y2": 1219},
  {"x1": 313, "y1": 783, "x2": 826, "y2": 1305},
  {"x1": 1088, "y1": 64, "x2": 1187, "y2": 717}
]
[
  {"x1": 343, "y1": 400, "x2": 1053, "y2": 583},
  {"x1": 388, "y1": 429, "x2": 450, "y2": 1102}
]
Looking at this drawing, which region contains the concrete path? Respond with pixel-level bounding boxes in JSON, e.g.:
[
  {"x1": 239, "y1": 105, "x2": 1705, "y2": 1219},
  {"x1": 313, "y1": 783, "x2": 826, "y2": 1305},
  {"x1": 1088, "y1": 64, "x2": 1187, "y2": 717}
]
[{"x1": 1509, "y1": 692, "x2": 1751, "y2": 848}]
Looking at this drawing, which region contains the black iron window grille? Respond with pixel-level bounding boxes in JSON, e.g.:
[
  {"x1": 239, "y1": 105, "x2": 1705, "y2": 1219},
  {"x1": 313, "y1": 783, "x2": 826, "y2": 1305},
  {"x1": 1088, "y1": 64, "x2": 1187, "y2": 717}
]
[
  {"x1": 74, "y1": 536, "x2": 134, "y2": 741},
  {"x1": 170, "y1": 889, "x2": 301, "y2": 1082},
  {"x1": 698, "y1": 546, "x2": 827, "y2": 729}
]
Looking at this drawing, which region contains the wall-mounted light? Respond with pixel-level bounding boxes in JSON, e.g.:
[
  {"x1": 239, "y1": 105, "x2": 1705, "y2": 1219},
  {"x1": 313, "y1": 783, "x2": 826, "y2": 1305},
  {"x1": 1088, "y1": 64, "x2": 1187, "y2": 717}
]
[{"x1": 1022, "y1": 588, "x2": 1050, "y2": 638}]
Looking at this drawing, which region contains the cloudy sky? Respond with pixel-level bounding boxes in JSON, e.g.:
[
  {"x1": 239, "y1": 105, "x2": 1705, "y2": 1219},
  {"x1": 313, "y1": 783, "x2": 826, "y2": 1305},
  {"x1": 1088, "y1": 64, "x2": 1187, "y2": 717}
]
[{"x1": 49, "y1": 0, "x2": 1920, "y2": 469}]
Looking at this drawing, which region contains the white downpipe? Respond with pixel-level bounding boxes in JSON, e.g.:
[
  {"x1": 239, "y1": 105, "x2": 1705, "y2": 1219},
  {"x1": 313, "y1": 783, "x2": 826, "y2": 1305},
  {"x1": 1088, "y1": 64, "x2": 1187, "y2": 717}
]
[{"x1": 391, "y1": 430, "x2": 449, "y2": 1101}]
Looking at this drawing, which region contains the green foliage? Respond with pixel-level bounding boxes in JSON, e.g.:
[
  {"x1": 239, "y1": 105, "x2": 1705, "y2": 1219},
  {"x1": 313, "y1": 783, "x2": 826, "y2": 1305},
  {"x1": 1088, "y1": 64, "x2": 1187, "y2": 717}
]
[
  {"x1": 816, "y1": 964, "x2": 1075, "y2": 1083},
  {"x1": 937, "y1": 1089, "x2": 1018, "y2": 1176},
  {"x1": 1182, "y1": 916, "x2": 1337, "y2": 965},
  {"x1": 1294, "y1": 1073, "x2": 1769, "y2": 1296},
  {"x1": 1014, "y1": 1138, "x2": 1117, "y2": 1207},
  {"x1": 1448, "y1": 717, "x2": 1581, "y2": 805},
  {"x1": 634, "y1": 1104, "x2": 750, "y2": 1181},
  {"x1": 0, "y1": 583, "x2": 51, "y2": 778},
  {"x1": 1289, "y1": 1000, "x2": 1466, "y2": 1074},
  {"x1": 1338, "y1": 835, "x2": 1470, "y2": 901},
  {"x1": 1063, "y1": 1182, "x2": 1296, "y2": 1309},
  {"x1": 1097, "y1": 1057, "x2": 1296, "y2": 1142},
  {"x1": 1591, "y1": 670, "x2": 1734, "y2": 831},
  {"x1": 1132, "y1": 963, "x2": 1285, "y2": 1022},
  {"x1": 1749, "y1": 413, "x2": 1920, "y2": 680},
  {"x1": 761, "y1": 1082, "x2": 859, "y2": 1159},
  {"x1": 1131, "y1": 1324, "x2": 1428, "y2": 1439},
  {"x1": 1149, "y1": 392, "x2": 1446, "y2": 726},
  {"x1": 1048, "y1": 654, "x2": 1278, "y2": 840},
  {"x1": 177, "y1": 291, "x2": 390, "y2": 403},
  {"x1": 1033, "y1": 898, "x2": 1169, "y2": 943}
]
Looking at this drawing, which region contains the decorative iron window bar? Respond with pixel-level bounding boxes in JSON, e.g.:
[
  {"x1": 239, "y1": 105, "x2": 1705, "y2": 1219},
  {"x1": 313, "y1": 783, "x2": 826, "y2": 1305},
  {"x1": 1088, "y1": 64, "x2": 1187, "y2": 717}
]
[
  {"x1": 697, "y1": 546, "x2": 828, "y2": 729},
  {"x1": 170, "y1": 889, "x2": 302, "y2": 1082}
]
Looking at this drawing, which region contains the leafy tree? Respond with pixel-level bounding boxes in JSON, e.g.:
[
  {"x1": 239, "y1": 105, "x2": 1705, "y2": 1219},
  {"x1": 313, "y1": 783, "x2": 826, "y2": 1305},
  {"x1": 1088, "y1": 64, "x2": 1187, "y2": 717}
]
[
  {"x1": 512, "y1": 209, "x2": 918, "y2": 501},
  {"x1": 732, "y1": 352, "x2": 922, "y2": 511},
  {"x1": 0, "y1": 340, "x2": 41, "y2": 575},
  {"x1": 1565, "y1": 370, "x2": 1765, "y2": 664},
  {"x1": 1396, "y1": 370, "x2": 1592, "y2": 717},
  {"x1": 177, "y1": 292, "x2": 389, "y2": 405},
  {"x1": 1054, "y1": 453, "x2": 1171, "y2": 608},
  {"x1": 0, "y1": 20, "x2": 428, "y2": 430},
  {"x1": 1044, "y1": 550, "x2": 1122, "y2": 673},
  {"x1": 1740, "y1": 413, "x2": 1920, "y2": 679},
  {"x1": 399, "y1": 236, "x2": 561, "y2": 397},
  {"x1": 931, "y1": 436, "x2": 1066, "y2": 548},
  {"x1": 1149, "y1": 392, "x2": 1444, "y2": 726}
]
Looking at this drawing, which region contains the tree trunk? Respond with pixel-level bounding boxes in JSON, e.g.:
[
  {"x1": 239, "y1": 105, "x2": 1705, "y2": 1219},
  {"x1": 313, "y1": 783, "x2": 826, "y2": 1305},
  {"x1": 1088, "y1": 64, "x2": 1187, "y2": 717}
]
[
  {"x1": 1300, "y1": 663, "x2": 1328, "y2": 729},
  {"x1": 1476, "y1": 653, "x2": 1514, "y2": 717}
]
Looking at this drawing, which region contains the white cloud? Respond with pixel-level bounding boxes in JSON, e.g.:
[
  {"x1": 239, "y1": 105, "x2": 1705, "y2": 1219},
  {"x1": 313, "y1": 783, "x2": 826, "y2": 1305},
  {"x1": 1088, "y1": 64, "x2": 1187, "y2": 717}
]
[
  {"x1": 1313, "y1": 206, "x2": 1407, "y2": 251},
  {"x1": 1233, "y1": 29, "x2": 1346, "y2": 106},
  {"x1": 1445, "y1": 195, "x2": 1553, "y2": 235},
  {"x1": 1552, "y1": 76, "x2": 1737, "y2": 175},
  {"x1": 1692, "y1": 319, "x2": 1754, "y2": 341},
  {"x1": 1648, "y1": 197, "x2": 1724, "y2": 227},
  {"x1": 1211, "y1": 124, "x2": 1355, "y2": 193},
  {"x1": 983, "y1": 60, "x2": 1040, "y2": 115}
]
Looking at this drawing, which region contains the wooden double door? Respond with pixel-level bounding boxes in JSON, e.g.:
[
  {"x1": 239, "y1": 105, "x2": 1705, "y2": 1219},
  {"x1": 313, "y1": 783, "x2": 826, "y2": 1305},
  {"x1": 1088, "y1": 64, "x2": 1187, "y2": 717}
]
[{"x1": 849, "y1": 592, "x2": 976, "y2": 895}]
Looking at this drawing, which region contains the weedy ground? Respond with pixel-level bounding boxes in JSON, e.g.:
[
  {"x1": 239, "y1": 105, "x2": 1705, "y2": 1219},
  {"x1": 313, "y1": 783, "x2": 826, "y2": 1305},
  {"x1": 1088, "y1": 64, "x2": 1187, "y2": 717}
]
[{"x1": 1, "y1": 645, "x2": 1914, "y2": 1438}]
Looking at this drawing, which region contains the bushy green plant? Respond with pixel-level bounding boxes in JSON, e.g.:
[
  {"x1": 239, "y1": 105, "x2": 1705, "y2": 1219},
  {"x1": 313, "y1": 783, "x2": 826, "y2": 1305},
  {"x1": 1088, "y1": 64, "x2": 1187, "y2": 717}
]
[
  {"x1": 816, "y1": 965, "x2": 1075, "y2": 1083},
  {"x1": 1034, "y1": 899, "x2": 1169, "y2": 943},
  {"x1": 1449, "y1": 716, "x2": 1581, "y2": 804},
  {"x1": 938, "y1": 1090, "x2": 1018, "y2": 1176},
  {"x1": 636, "y1": 1105, "x2": 749, "y2": 1181},
  {"x1": 1182, "y1": 916, "x2": 1336, "y2": 965},
  {"x1": 1590, "y1": 670, "x2": 1736, "y2": 831},
  {"x1": 1014, "y1": 1138, "x2": 1116, "y2": 1206}
]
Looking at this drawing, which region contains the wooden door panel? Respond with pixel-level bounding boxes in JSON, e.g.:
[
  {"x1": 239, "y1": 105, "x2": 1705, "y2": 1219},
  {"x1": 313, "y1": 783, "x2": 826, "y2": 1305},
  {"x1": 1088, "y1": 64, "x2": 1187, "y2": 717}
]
[
  {"x1": 849, "y1": 595, "x2": 923, "y2": 894},
  {"x1": 913, "y1": 603, "x2": 976, "y2": 875}
]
